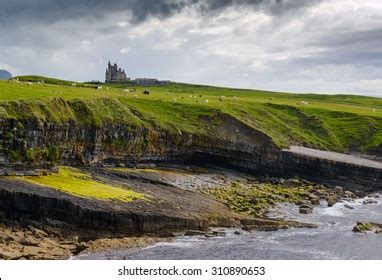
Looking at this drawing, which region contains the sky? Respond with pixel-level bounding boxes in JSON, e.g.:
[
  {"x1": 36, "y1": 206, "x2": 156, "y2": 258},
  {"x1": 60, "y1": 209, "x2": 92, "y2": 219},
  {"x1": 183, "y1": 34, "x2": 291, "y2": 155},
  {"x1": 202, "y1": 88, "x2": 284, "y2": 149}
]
[{"x1": 0, "y1": 0, "x2": 381, "y2": 96}]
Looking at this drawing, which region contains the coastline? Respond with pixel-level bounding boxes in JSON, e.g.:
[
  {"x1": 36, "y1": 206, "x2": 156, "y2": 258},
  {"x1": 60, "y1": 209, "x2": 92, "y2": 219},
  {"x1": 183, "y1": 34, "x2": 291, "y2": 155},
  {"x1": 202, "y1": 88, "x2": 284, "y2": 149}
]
[
  {"x1": 1, "y1": 164, "x2": 376, "y2": 260},
  {"x1": 75, "y1": 193, "x2": 382, "y2": 260},
  {"x1": 0, "y1": 221, "x2": 168, "y2": 260}
]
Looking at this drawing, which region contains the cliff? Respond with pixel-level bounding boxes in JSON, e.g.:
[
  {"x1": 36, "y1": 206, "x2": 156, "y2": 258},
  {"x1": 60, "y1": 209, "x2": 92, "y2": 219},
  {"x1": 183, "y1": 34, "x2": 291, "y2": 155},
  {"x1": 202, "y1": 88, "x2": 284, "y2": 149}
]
[{"x1": 0, "y1": 95, "x2": 381, "y2": 191}]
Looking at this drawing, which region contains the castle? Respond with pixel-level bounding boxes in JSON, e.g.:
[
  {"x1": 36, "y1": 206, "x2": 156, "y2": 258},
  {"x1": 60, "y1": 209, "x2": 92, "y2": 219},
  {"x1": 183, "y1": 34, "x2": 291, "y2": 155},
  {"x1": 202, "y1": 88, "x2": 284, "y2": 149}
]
[
  {"x1": 105, "y1": 61, "x2": 170, "y2": 85},
  {"x1": 105, "y1": 61, "x2": 131, "y2": 83}
]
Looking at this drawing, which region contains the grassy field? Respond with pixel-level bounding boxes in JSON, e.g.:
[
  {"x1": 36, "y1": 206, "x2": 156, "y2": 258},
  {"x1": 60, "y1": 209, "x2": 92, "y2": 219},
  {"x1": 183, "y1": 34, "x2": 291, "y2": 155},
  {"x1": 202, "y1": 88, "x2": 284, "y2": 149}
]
[{"x1": 0, "y1": 77, "x2": 381, "y2": 153}]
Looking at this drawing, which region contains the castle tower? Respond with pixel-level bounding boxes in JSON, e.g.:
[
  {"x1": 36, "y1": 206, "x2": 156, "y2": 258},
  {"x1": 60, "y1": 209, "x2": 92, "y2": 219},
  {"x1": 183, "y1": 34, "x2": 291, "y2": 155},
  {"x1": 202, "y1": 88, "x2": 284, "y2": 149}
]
[{"x1": 105, "y1": 61, "x2": 130, "y2": 83}]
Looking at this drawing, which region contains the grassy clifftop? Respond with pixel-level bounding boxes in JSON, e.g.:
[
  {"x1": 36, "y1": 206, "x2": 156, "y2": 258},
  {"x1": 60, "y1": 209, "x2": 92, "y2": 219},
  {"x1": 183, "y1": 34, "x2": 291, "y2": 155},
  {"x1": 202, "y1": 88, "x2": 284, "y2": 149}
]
[{"x1": 0, "y1": 78, "x2": 381, "y2": 154}]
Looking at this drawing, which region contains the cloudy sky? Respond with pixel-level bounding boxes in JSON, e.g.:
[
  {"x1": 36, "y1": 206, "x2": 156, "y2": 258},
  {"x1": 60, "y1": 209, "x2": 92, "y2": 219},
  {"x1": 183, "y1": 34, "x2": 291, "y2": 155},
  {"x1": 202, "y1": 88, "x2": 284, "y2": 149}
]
[{"x1": 0, "y1": 0, "x2": 381, "y2": 96}]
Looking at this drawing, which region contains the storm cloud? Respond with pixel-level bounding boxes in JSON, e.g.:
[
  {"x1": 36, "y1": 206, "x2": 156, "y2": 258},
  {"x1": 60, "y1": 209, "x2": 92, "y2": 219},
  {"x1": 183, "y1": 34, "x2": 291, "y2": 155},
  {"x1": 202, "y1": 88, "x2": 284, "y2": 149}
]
[
  {"x1": 0, "y1": 0, "x2": 381, "y2": 96},
  {"x1": 0, "y1": 0, "x2": 320, "y2": 25}
]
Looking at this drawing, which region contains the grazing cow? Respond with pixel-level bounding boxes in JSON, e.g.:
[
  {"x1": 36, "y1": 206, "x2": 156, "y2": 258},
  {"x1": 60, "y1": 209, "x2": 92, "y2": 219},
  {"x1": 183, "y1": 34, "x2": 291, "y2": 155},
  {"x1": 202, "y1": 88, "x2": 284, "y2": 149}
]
[{"x1": 143, "y1": 89, "x2": 150, "y2": 95}]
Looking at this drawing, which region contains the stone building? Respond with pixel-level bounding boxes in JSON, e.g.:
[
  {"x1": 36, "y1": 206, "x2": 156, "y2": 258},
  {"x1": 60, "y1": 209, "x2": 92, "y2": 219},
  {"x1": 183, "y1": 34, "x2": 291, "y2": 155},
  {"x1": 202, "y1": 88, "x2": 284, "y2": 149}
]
[
  {"x1": 133, "y1": 78, "x2": 171, "y2": 85},
  {"x1": 105, "y1": 61, "x2": 130, "y2": 83}
]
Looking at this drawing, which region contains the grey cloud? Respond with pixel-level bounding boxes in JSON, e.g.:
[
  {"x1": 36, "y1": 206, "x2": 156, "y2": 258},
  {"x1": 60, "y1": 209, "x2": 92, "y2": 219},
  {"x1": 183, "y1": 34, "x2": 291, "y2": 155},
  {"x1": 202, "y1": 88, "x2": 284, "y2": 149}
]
[
  {"x1": 0, "y1": 0, "x2": 380, "y2": 96},
  {"x1": 0, "y1": 0, "x2": 320, "y2": 26},
  {"x1": 292, "y1": 27, "x2": 382, "y2": 68},
  {"x1": 200, "y1": 0, "x2": 320, "y2": 15},
  {"x1": 0, "y1": 0, "x2": 189, "y2": 26}
]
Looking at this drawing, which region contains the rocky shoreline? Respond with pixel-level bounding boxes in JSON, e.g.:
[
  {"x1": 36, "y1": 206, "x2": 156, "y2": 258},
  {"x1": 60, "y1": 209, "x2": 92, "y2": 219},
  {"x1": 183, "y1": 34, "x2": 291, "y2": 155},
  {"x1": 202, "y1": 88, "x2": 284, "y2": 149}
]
[
  {"x1": 1, "y1": 164, "x2": 379, "y2": 260},
  {"x1": 0, "y1": 221, "x2": 165, "y2": 260}
]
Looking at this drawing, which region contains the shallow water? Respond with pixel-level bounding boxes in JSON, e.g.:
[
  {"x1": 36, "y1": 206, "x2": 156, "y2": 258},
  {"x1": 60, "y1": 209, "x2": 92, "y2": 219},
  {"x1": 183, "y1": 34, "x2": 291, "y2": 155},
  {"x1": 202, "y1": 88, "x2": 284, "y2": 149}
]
[{"x1": 76, "y1": 194, "x2": 382, "y2": 260}]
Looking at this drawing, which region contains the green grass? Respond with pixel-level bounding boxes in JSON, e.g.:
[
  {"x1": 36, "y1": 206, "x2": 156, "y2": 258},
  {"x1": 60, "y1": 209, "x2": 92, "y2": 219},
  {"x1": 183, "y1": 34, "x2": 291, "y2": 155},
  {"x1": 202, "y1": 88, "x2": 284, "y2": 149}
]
[
  {"x1": 0, "y1": 77, "x2": 382, "y2": 153},
  {"x1": 13, "y1": 75, "x2": 97, "y2": 88},
  {"x1": 14, "y1": 167, "x2": 147, "y2": 202}
]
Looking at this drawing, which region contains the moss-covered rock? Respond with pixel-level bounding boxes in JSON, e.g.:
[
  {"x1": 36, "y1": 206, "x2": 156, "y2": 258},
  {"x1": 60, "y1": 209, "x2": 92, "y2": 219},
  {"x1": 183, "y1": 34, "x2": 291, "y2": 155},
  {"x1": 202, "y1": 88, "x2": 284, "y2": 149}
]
[
  {"x1": 353, "y1": 222, "x2": 382, "y2": 233},
  {"x1": 203, "y1": 181, "x2": 313, "y2": 217}
]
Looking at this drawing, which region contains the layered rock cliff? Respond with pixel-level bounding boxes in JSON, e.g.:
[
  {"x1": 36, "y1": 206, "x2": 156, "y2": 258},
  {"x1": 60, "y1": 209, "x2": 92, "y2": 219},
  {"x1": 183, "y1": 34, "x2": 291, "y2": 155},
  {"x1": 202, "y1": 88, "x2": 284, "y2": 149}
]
[{"x1": 0, "y1": 112, "x2": 280, "y2": 170}]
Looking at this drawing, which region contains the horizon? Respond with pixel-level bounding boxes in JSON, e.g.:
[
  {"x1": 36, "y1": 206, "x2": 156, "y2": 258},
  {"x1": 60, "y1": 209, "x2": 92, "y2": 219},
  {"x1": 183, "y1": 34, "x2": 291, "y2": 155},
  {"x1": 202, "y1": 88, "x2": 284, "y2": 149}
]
[
  {"x1": 0, "y1": 0, "x2": 381, "y2": 97},
  {"x1": 7, "y1": 73, "x2": 382, "y2": 99}
]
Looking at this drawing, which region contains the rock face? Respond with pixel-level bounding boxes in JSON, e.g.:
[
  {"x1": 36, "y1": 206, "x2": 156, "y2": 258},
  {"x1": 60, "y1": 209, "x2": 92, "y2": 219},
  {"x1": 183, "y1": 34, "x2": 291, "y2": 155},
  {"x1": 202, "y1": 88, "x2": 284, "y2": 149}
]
[
  {"x1": 0, "y1": 173, "x2": 242, "y2": 238},
  {"x1": 279, "y1": 150, "x2": 382, "y2": 192},
  {"x1": 0, "y1": 222, "x2": 162, "y2": 260},
  {"x1": 0, "y1": 111, "x2": 381, "y2": 191},
  {"x1": 0, "y1": 70, "x2": 12, "y2": 80},
  {"x1": 0, "y1": 113, "x2": 279, "y2": 172}
]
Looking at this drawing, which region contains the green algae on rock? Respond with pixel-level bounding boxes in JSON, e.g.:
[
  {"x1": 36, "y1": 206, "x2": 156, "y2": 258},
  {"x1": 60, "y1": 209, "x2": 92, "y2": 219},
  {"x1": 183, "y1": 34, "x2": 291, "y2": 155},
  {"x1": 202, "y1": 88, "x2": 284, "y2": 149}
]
[
  {"x1": 12, "y1": 167, "x2": 147, "y2": 202},
  {"x1": 203, "y1": 181, "x2": 313, "y2": 216}
]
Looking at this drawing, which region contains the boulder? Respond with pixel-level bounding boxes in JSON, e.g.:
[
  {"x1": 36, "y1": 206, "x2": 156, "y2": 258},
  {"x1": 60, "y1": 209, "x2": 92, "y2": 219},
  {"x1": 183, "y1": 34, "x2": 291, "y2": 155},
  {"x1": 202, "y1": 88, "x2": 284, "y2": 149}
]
[
  {"x1": 352, "y1": 222, "x2": 382, "y2": 233},
  {"x1": 0, "y1": 251, "x2": 13, "y2": 260},
  {"x1": 369, "y1": 193, "x2": 380, "y2": 198},
  {"x1": 308, "y1": 194, "x2": 320, "y2": 205},
  {"x1": 363, "y1": 198, "x2": 378, "y2": 205},
  {"x1": 343, "y1": 191, "x2": 354, "y2": 198},
  {"x1": 354, "y1": 190, "x2": 366, "y2": 198},
  {"x1": 327, "y1": 196, "x2": 338, "y2": 207},
  {"x1": 334, "y1": 186, "x2": 343, "y2": 194},
  {"x1": 20, "y1": 236, "x2": 39, "y2": 246},
  {"x1": 211, "y1": 230, "x2": 226, "y2": 237},
  {"x1": 0, "y1": 250, "x2": 22, "y2": 260},
  {"x1": 285, "y1": 178, "x2": 301, "y2": 186},
  {"x1": 353, "y1": 222, "x2": 372, "y2": 233},
  {"x1": 22, "y1": 246, "x2": 41, "y2": 258},
  {"x1": 72, "y1": 242, "x2": 89, "y2": 254},
  {"x1": 299, "y1": 204, "x2": 313, "y2": 214},
  {"x1": 184, "y1": 230, "x2": 208, "y2": 237},
  {"x1": 344, "y1": 203, "x2": 354, "y2": 210},
  {"x1": 27, "y1": 226, "x2": 48, "y2": 238}
]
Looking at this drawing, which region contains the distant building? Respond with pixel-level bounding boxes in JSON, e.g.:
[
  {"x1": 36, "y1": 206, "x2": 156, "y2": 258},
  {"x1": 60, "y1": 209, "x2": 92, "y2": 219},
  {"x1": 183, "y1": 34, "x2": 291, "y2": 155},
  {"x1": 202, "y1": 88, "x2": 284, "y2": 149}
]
[
  {"x1": 133, "y1": 78, "x2": 171, "y2": 86},
  {"x1": 134, "y1": 78, "x2": 158, "y2": 85},
  {"x1": 104, "y1": 61, "x2": 170, "y2": 85},
  {"x1": 105, "y1": 61, "x2": 131, "y2": 83}
]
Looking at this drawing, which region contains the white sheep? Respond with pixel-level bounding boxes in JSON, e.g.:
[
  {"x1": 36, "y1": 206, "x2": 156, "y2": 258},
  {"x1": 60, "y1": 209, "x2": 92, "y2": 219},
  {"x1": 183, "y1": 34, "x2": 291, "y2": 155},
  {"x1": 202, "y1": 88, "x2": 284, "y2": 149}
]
[{"x1": 299, "y1": 101, "x2": 309, "y2": 105}]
